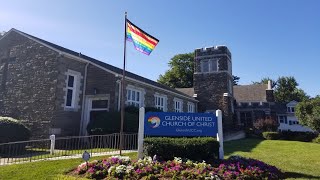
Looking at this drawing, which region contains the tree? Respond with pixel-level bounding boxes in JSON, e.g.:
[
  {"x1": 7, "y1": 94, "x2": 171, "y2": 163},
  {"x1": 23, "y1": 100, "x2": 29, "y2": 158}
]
[
  {"x1": 158, "y1": 52, "x2": 240, "y2": 88},
  {"x1": 158, "y1": 53, "x2": 194, "y2": 88},
  {"x1": 295, "y1": 97, "x2": 320, "y2": 132},
  {"x1": 252, "y1": 77, "x2": 277, "y2": 88},
  {"x1": 233, "y1": 75, "x2": 240, "y2": 85},
  {"x1": 274, "y1": 76, "x2": 309, "y2": 102},
  {"x1": 253, "y1": 76, "x2": 309, "y2": 103}
]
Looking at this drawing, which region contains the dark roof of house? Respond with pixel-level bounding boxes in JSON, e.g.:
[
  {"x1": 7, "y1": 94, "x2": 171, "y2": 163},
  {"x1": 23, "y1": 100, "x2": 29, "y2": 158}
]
[
  {"x1": 175, "y1": 88, "x2": 195, "y2": 97},
  {"x1": 11, "y1": 29, "x2": 195, "y2": 101},
  {"x1": 233, "y1": 84, "x2": 268, "y2": 102}
]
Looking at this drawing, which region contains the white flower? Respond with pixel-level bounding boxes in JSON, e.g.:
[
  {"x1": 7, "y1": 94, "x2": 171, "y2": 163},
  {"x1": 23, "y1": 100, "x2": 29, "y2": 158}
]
[
  {"x1": 126, "y1": 165, "x2": 134, "y2": 173},
  {"x1": 174, "y1": 157, "x2": 182, "y2": 163},
  {"x1": 108, "y1": 165, "x2": 116, "y2": 174},
  {"x1": 115, "y1": 165, "x2": 127, "y2": 174}
]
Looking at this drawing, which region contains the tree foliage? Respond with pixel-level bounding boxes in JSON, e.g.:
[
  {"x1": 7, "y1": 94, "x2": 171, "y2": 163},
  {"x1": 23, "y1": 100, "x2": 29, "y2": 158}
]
[
  {"x1": 274, "y1": 76, "x2": 309, "y2": 102},
  {"x1": 233, "y1": 75, "x2": 240, "y2": 85},
  {"x1": 253, "y1": 76, "x2": 309, "y2": 103},
  {"x1": 252, "y1": 77, "x2": 277, "y2": 88},
  {"x1": 295, "y1": 97, "x2": 320, "y2": 132},
  {"x1": 158, "y1": 52, "x2": 240, "y2": 88},
  {"x1": 158, "y1": 52, "x2": 194, "y2": 88}
]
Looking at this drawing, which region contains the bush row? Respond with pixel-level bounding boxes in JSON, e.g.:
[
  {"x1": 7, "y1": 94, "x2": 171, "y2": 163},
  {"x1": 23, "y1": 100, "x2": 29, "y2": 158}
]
[
  {"x1": 143, "y1": 137, "x2": 219, "y2": 162},
  {"x1": 262, "y1": 131, "x2": 318, "y2": 142}
]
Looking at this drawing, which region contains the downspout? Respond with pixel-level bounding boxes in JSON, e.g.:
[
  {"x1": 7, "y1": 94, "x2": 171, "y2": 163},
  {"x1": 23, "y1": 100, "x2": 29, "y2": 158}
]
[{"x1": 79, "y1": 62, "x2": 89, "y2": 135}]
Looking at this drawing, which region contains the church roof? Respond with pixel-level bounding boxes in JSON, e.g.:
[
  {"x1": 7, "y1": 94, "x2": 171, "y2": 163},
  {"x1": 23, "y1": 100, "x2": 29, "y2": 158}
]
[
  {"x1": 4, "y1": 28, "x2": 196, "y2": 101},
  {"x1": 175, "y1": 88, "x2": 195, "y2": 97},
  {"x1": 233, "y1": 84, "x2": 268, "y2": 102}
]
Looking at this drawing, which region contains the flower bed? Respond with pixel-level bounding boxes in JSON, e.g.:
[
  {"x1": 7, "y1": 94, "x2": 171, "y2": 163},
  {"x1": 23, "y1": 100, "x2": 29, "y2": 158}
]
[{"x1": 72, "y1": 155, "x2": 283, "y2": 179}]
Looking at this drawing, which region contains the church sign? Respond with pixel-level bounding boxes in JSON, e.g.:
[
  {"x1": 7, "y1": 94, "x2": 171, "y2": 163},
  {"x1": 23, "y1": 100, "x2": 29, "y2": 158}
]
[{"x1": 144, "y1": 112, "x2": 217, "y2": 137}]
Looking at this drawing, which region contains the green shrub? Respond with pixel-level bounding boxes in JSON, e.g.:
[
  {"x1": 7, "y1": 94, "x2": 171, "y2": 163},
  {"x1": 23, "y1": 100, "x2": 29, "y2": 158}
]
[
  {"x1": 144, "y1": 137, "x2": 219, "y2": 162},
  {"x1": 87, "y1": 107, "x2": 163, "y2": 135},
  {"x1": 0, "y1": 117, "x2": 31, "y2": 143},
  {"x1": 87, "y1": 112, "x2": 138, "y2": 135},
  {"x1": 280, "y1": 131, "x2": 317, "y2": 142},
  {"x1": 312, "y1": 135, "x2": 320, "y2": 144},
  {"x1": 262, "y1": 132, "x2": 281, "y2": 140}
]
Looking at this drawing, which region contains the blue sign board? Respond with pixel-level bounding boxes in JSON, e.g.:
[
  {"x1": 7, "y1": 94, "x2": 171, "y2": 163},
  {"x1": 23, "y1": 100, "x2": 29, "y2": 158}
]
[{"x1": 144, "y1": 112, "x2": 217, "y2": 137}]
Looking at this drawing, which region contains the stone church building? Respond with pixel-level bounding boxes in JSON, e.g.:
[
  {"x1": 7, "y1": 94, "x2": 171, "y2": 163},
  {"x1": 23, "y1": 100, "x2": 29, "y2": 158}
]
[{"x1": 1, "y1": 28, "x2": 281, "y2": 138}]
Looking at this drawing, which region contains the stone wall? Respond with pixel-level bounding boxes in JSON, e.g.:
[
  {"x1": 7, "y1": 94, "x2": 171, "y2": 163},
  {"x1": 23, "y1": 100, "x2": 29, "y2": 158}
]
[
  {"x1": 0, "y1": 31, "x2": 59, "y2": 138},
  {"x1": 51, "y1": 56, "x2": 86, "y2": 136},
  {"x1": 85, "y1": 64, "x2": 117, "y2": 111},
  {"x1": 193, "y1": 46, "x2": 234, "y2": 129}
]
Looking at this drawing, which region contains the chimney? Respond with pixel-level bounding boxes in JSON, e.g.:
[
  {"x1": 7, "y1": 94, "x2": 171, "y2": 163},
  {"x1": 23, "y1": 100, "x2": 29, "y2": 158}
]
[
  {"x1": 266, "y1": 80, "x2": 274, "y2": 102},
  {"x1": 267, "y1": 80, "x2": 272, "y2": 90}
]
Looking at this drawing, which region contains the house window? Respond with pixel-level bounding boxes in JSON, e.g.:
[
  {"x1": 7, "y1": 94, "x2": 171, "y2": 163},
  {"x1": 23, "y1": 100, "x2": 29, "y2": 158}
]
[
  {"x1": 201, "y1": 60, "x2": 209, "y2": 72},
  {"x1": 154, "y1": 94, "x2": 167, "y2": 111},
  {"x1": 278, "y1": 116, "x2": 286, "y2": 124},
  {"x1": 200, "y1": 59, "x2": 219, "y2": 73},
  {"x1": 210, "y1": 59, "x2": 218, "y2": 71},
  {"x1": 64, "y1": 70, "x2": 81, "y2": 109},
  {"x1": 174, "y1": 98, "x2": 183, "y2": 112},
  {"x1": 287, "y1": 107, "x2": 295, "y2": 113},
  {"x1": 289, "y1": 120, "x2": 293, "y2": 125},
  {"x1": 228, "y1": 60, "x2": 232, "y2": 74},
  {"x1": 126, "y1": 89, "x2": 142, "y2": 107},
  {"x1": 187, "y1": 102, "x2": 195, "y2": 113}
]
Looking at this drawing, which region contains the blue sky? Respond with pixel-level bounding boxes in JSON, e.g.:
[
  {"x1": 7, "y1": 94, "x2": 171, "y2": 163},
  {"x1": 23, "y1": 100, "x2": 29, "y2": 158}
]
[{"x1": 1, "y1": 0, "x2": 320, "y2": 97}]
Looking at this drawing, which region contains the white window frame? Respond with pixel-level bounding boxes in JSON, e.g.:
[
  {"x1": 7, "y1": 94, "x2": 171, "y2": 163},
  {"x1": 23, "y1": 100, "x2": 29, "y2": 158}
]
[
  {"x1": 278, "y1": 115, "x2": 286, "y2": 124},
  {"x1": 154, "y1": 93, "x2": 167, "y2": 112},
  {"x1": 126, "y1": 85, "x2": 145, "y2": 108},
  {"x1": 174, "y1": 98, "x2": 183, "y2": 112},
  {"x1": 287, "y1": 106, "x2": 295, "y2": 113},
  {"x1": 187, "y1": 102, "x2": 195, "y2": 113},
  {"x1": 64, "y1": 70, "x2": 81, "y2": 109}
]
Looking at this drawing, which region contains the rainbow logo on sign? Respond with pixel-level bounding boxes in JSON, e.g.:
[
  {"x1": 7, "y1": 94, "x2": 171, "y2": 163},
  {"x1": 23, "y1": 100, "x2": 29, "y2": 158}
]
[{"x1": 148, "y1": 116, "x2": 161, "y2": 128}]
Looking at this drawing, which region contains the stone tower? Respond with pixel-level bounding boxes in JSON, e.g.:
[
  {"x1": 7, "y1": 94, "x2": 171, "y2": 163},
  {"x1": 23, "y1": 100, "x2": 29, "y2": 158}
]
[{"x1": 193, "y1": 46, "x2": 234, "y2": 128}]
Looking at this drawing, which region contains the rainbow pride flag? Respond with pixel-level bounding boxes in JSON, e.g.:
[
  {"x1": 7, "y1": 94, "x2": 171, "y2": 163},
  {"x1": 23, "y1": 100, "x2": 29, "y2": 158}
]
[{"x1": 126, "y1": 19, "x2": 159, "y2": 55}]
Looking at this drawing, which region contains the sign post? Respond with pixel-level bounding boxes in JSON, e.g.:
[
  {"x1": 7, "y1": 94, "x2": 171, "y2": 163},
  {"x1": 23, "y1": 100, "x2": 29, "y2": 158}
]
[
  {"x1": 137, "y1": 109, "x2": 224, "y2": 160},
  {"x1": 137, "y1": 107, "x2": 145, "y2": 159},
  {"x1": 216, "y1": 110, "x2": 224, "y2": 159}
]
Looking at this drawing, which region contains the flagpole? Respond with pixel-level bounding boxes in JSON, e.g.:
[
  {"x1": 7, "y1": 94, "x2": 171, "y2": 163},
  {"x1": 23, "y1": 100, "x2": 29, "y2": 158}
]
[{"x1": 120, "y1": 12, "x2": 127, "y2": 156}]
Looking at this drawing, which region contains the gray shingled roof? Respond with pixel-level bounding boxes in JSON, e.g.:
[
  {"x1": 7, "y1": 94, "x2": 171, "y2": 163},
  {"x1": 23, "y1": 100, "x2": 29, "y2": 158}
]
[
  {"x1": 233, "y1": 84, "x2": 268, "y2": 102},
  {"x1": 175, "y1": 88, "x2": 195, "y2": 97},
  {"x1": 11, "y1": 29, "x2": 195, "y2": 100}
]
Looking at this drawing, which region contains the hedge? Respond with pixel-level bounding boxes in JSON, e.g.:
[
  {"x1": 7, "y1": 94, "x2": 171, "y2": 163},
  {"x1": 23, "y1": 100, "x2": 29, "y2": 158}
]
[
  {"x1": 0, "y1": 117, "x2": 31, "y2": 143},
  {"x1": 262, "y1": 132, "x2": 281, "y2": 140},
  {"x1": 280, "y1": 131, "x2": 317, "y2": 142},
  {"x1": 143, "y1": 137, "x2": 219, "y2": 162},
  {"x1": 312, "y1": 135, "x2": 320, "y2": 144}
]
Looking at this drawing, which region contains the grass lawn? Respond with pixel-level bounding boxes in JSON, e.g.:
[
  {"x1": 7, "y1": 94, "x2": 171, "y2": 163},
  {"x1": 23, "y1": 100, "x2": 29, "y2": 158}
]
[
  {"x1": 0, "y1": 152, "x2": 137, "y2": 180},
  {"x1": 225, "y1": 138, "x2": 320, "y2": 180},
  {"x1": 0, "y1": 138, "x2": 319, "y2": 179}
]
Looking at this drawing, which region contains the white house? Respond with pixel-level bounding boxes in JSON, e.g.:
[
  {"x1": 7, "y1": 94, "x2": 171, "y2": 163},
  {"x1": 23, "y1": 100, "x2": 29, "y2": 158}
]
[{"x1": 277, "y1": 101, "x2": 313, "y2": 132}]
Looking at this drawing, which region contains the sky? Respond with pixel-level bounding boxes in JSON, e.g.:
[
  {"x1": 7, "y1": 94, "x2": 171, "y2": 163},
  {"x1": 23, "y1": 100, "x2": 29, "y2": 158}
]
[{"x1": 1, "y1": 0, "x2": 320, "y2": 97}]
